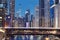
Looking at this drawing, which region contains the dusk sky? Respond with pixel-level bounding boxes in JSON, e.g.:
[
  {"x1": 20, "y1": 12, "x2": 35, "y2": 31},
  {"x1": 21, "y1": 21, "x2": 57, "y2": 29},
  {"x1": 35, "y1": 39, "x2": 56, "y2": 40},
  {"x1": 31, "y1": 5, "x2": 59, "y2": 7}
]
[{"x1": 15, "y1": 0, "x2": 39, "y2": 17}]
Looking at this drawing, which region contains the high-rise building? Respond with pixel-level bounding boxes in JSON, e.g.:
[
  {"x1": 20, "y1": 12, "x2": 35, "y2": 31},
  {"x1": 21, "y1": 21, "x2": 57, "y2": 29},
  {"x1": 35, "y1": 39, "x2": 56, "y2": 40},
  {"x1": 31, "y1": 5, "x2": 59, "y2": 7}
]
[
  {"x1": 39, "y1": 0, "x2": 50, "y2": 27},
  {"x1": 30, "y1": 15, "x2": 34, "y2": 27},
  {"x1": 25, "y1": 9, "x2": 31, "y2": 27},
  {"x1": 54, "y1": 4, "x2": 60, "y2": 27},
  {"x1": 50, "y1": 0, "x2": 60, "y2": 27},
  {"x1": 0, "y1": 0, "x2": 7, "y2": 27},
  {"x1": 34, "y1": 5, "x2": 39, "y2": 27},
  {"x1": 50, "y1": 0, "x2": 54, "y2": 27},
  {"x1": 32, "y1": 16, "x2": 35, "y2": 27},
  {"x1": 39, "y1": 0, "x2": 45, "y2": 27},
  {"x1": 25, "y1": 9, "x2": 30, "y2": 22},
  {"x1": 9, "y1": 0, "x2": 15, "y2": 27}
]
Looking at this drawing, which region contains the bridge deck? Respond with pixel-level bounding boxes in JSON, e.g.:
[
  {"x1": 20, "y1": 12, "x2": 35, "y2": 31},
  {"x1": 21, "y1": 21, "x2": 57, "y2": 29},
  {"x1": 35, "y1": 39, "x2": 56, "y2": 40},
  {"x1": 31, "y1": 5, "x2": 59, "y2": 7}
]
[{"x1": 4, "y1": 27, "x2": 60, "y2": 30}]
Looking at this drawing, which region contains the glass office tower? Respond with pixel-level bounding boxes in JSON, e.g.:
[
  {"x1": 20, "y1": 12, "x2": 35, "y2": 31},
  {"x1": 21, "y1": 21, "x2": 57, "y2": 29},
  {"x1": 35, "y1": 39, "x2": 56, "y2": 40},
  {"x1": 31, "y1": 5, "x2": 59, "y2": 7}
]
[
  {"x1": 39, "y1": 0, "x2": 50, "y2": 27},
  {"x1": 50, "y1": 0, "x2": 54, "y2": 27}
]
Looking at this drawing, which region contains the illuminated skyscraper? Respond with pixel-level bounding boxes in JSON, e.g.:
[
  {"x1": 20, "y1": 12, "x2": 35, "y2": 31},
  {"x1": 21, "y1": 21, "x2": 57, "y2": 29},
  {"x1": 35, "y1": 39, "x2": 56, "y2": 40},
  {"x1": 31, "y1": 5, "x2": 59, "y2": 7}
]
[{"x1": 30, "y1": 15, "x2": 34, "y2": 27}]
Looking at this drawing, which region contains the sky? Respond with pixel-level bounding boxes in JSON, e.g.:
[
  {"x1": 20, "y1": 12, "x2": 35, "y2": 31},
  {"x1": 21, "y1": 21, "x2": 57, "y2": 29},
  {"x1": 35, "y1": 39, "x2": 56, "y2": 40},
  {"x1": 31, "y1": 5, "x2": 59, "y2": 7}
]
[
  {"x1": 15, "y1": 0, "x2": 54, "y2": 18},
  {"x1": 15, "y1": 0, "x2": 39, "y2": 17}
]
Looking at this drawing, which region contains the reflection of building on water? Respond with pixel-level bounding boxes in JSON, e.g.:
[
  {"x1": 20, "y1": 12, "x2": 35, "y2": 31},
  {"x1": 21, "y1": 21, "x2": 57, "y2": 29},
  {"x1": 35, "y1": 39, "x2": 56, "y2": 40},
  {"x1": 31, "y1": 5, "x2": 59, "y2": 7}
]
[
  {"x1": 41, "y1": 35, "x2": 60, "y2": 40},
  {"x1": 5, "y1": 35, "x2": 60, "y2": 40},
  {"x1": 10, "y1": 35, "x2": 42, "y2": 40}
]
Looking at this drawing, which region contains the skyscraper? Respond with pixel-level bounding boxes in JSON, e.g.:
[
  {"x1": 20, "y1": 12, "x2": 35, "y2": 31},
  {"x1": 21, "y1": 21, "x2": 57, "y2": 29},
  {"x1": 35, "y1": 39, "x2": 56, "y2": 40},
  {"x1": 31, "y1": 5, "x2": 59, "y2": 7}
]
[
  {"x1": 25, "y1": 9, "x2": 31, "y2": 27},
  {"x1": 35, "y1": 5, "x2": 39, "y2": 27},
  {"x1": 50, "y1": 0, "x2": 60, "y2": 27},
  {"x1": 0, "y1": 0, "x2": 7, "y2": 27},
  {"x1": 54, "y1": 3, "x2": 60, "y2": 27},
  {"x1": 9, "y1": 0, "x2": 15, "y2": 27},
  {"x1": 50, "y1": 0, "x2": 54, "y2": 27},
  {"x1": 39, "y1": 0, "x2": 44, "y2": 27},
  {"x1": 39, "y1": 0, "x2": 50, "y2": 27},
  {"x1": 30, "y1": 14, "x2": 34, "y2": 27}
]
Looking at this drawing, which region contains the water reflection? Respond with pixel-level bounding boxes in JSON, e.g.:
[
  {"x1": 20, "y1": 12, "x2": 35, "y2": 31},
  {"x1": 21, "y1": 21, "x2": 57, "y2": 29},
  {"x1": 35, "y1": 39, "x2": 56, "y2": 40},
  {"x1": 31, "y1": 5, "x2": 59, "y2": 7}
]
[
  {"x1": 13, "y1": 35, "x2": 43, "y2": 40},
  {"x1": 10, "y1": 35, "x2": 60, "y2": 40}
]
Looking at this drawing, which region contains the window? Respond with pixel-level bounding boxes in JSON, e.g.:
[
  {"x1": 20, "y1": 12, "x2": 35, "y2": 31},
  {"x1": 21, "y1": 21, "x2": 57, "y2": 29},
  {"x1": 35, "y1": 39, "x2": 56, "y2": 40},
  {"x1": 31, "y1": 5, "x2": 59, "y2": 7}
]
[
  {"x1": 55, "y1": 0, "x2": 59, "y2": 4},
  {"x1": 0, "y1": 4, "x2": 3, "y2": 8}
]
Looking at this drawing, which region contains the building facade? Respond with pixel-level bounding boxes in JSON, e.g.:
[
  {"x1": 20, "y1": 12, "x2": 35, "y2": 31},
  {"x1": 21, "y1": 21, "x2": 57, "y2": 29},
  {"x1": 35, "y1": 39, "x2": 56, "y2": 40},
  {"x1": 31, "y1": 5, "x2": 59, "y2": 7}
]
[
  {"x1": 9, "y1": 0, "x2": 15, "y2": 27},
  {"x1": 34, "y1": 5, "x2": 39, "y2": 27},
  {"x1": 25, "y1": 9, "x2": 31, "y2": 27},
  {"x1": 50, "y1": 0, "x2": 54, "y2": 27},
  {"x1": 14, "y1": 17, "x2": 25, "y2": 27},
  {"x1": 54, "y1": 4, "x2": 60, "y2": 27},
  {"x1": 5, "y1": 14, "x2": 11, "y2": 27},
  {"x1": 39, "y1": 0, "x2": 50, "y2": 27},
  {"x1": 0, "y1": 0, "x2": 7, "y2": 27},
  {"x1": 30, "y1": 15, "x2": 34, "y2": 27},
  {"x1": 18, "y1": 17, "x2": 25, "y2": 27},
  {"x1": 50, "y1": 0, "x2": 60, "y2": 27}
]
